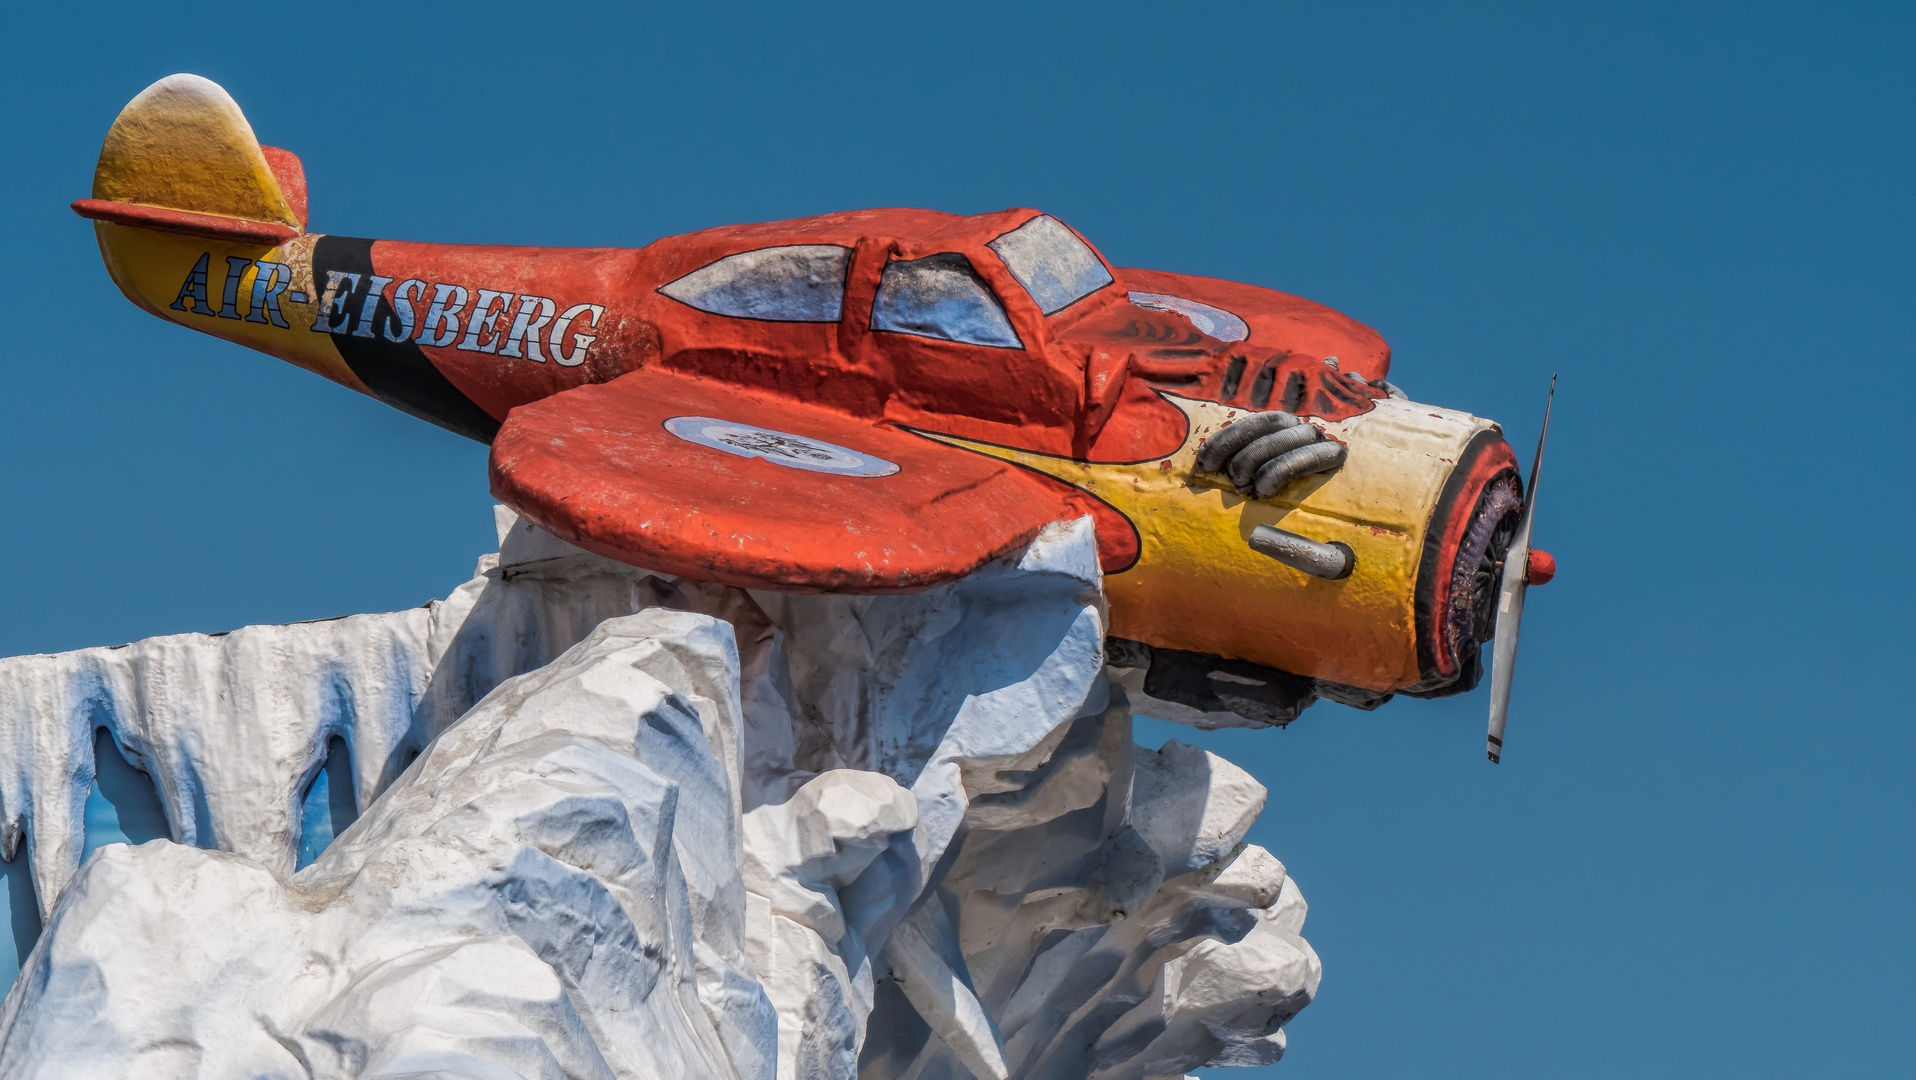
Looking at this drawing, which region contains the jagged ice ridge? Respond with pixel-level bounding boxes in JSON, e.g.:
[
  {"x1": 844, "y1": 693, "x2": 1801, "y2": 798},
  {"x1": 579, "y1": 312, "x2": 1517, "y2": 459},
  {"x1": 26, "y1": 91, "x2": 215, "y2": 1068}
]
[{"x1": 0, "y1": 510, "x2": 1319, "y2": 1079}]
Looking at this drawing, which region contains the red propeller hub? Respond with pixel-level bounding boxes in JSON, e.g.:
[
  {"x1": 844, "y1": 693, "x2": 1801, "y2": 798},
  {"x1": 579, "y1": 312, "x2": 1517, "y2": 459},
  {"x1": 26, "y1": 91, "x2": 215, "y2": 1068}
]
[{"x1": 1526, "y1": 549, "x2": 1556, "y2": 586}]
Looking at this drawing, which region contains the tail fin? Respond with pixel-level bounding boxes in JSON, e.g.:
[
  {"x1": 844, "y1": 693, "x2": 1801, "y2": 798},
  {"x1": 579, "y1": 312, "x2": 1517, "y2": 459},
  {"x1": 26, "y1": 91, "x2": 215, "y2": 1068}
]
[
  {"x1": 73, "y1": 75, "x2": 372, "y2": 394},
  {"x1": 73, "y1": 74, "x2": 305, "y2": 242}
]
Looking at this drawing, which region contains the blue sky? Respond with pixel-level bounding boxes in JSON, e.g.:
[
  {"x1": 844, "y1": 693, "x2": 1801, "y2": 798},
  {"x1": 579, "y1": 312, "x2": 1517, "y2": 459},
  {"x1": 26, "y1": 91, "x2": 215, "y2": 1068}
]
[{"x1": 2, "y1": 2, "x2": 1911, "y2": 1075}]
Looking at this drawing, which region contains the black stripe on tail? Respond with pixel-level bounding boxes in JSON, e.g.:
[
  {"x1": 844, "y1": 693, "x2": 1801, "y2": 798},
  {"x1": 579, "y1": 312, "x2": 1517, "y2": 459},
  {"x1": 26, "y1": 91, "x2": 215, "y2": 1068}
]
[{"x1": 311, "y1": 235, "x2": 501, "y2": 443}]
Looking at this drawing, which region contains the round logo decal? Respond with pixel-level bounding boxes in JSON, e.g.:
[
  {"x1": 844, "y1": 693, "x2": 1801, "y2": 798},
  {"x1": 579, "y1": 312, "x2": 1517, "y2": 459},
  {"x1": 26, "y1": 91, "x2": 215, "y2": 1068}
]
[{"x1": 663, "y1": 416, "x2": 900, "y2": 477}]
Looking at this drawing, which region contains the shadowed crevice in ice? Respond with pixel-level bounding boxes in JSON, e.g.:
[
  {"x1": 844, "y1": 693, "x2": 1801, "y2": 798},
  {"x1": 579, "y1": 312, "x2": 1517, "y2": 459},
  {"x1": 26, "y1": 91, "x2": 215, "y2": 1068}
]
[
  {"x1": 0, "y1": 844, "x2": 39, "y2": 987},
  {"x1": 296, "y1": 735, "x2": 358, "y2": 870},
  {"x1": 81, "y1": 726, "x2": 171, "y2": 864}
]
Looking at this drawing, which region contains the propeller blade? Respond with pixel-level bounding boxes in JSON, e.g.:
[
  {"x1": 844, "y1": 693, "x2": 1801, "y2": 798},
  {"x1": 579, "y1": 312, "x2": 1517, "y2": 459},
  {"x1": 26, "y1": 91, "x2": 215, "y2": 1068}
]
[{"x1": 1486, "y1": 374, "x2": 1555, "y2": 763}]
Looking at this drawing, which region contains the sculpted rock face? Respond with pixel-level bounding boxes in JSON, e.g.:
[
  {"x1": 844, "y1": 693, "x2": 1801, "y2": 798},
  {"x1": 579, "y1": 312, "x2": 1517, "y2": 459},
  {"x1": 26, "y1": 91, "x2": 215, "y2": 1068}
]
[{"x1": 0, "y1": 512, "x2": 1318, "y2": 1079}]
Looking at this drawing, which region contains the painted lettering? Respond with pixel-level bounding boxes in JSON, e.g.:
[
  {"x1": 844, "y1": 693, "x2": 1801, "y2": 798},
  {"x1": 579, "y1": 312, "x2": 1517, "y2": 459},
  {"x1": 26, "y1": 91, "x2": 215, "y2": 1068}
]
[
  {"x1": 351, "y1": 275, "x2": 396, "y2": 339},
  {"x1": 290, "y1": 270, "x2": 603, "y2": 360},
  {"x1": 246, "y1": 261, "x2": 294, "y2": 328},
  {"x1": 416, "y1": 284, "x2": 468, "y2": 347},
  {"x1": 549, "y1": 303, "x2": 605, "y2": 367},
  {"x1": 218, "y1": 256, "x2": 253, "y2": 320},
  {"x1": 169, "y1": 253, "x2": 217, "y2": 316},
  {"x1": 457, "y1": 289, "x2": 515, "y2": 353},
  {"x1": 384, "y1": 279, "x2": 425, "y2": 342},
  {"x1": 309, "y1": 271, "x2": 361, "y2": 334},
  {"x1": 500, "y1": 296, "x2": 556, "y2": 361}
]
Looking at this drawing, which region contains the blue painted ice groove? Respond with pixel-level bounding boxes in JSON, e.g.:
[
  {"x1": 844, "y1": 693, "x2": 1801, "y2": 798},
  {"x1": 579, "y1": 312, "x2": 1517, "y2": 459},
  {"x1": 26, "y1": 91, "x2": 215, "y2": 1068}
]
[
  {"x1": 80, "y1": 726, "x2": 171, "y2": 863},
  {"x1": 1, "y1": 842, "x2": 42, "y2": 992},
  {"x1": 1, "y1": 726, "x2": 168, "y2": 996},
  {"x1": 297, "y1": 736, "x2": 358, "y2": 870}
]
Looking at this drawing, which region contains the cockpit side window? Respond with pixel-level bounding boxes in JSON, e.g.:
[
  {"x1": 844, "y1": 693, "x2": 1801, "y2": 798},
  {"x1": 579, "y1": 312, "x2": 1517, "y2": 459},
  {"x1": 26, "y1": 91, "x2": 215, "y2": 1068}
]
[
  {"x1": 987, "y1": 215, "x2": 1114, "y2": 315},
  {"x1": 870, "y1": 253, "x2": 1023, "y2": 348},
  {"x1": 660, "y1": 244, "x2": 850, "y2": 322}
]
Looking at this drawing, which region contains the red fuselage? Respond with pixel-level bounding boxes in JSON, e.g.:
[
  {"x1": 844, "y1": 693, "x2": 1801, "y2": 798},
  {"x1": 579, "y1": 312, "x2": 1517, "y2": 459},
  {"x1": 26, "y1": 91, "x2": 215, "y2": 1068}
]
[{"x1": 300, "y1": 207, "x2": 1393, "y2": 455}]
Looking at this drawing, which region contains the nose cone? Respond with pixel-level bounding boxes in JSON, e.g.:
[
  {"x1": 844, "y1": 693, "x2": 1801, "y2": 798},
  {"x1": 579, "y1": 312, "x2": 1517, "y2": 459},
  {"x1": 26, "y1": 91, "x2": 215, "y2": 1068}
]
[{"x1": 1526, "y1": 549, "x2": 1556, "y2": 585}]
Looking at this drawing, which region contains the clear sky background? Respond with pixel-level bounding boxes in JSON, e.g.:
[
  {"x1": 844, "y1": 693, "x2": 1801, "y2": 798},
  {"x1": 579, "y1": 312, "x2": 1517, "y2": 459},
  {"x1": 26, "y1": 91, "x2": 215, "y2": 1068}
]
[{"x1": 2, "y1": 2, "x2": 1911, "y2": 1076}]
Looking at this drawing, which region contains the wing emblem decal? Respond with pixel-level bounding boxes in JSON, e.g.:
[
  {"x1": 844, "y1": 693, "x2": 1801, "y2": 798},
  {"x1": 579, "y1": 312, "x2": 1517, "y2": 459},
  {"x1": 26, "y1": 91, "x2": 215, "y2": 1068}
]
[{"x1": 662, "y1": 416, "x2": 901, "y2": 477}]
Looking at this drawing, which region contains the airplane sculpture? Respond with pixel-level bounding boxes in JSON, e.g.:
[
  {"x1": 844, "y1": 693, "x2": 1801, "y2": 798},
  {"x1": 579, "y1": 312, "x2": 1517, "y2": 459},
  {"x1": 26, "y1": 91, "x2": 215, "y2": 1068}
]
[{"x1": 73, "y1": 74, "x2": 1554, "y2": 753}]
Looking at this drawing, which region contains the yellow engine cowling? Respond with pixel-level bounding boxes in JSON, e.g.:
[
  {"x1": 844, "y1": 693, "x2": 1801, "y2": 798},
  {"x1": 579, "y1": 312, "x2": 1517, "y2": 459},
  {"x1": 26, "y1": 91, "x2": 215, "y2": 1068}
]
[{"x1": 941, "y1": 395, "x2": 1521, "y2": 694}]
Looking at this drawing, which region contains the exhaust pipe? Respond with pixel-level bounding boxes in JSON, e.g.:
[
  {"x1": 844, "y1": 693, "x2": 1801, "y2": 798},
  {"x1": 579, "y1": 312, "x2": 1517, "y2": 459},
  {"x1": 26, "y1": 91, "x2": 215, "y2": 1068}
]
[{"x1": 1248, "y1": 524, "x2": 1354, "y2": 580}]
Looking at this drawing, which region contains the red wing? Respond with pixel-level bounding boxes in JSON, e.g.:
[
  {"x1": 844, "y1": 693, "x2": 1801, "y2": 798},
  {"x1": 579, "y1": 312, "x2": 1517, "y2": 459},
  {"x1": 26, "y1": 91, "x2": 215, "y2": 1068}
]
[{"x1": 489, "y1": 368, "x2": 1087, "y2": 591}]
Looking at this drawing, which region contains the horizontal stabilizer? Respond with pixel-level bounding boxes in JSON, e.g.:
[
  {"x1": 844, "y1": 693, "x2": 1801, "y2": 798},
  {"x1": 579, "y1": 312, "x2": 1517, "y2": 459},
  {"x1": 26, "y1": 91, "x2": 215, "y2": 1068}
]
[{"x1": 71, "y1": 198, "x2": 299, "y2": 244}]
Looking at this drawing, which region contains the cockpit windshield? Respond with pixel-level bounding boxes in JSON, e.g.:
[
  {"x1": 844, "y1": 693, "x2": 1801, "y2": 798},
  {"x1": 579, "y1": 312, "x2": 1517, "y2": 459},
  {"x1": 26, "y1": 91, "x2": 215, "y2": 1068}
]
[{"x1": 987, "y1": 215, "x2": 1114, "y2": 315}]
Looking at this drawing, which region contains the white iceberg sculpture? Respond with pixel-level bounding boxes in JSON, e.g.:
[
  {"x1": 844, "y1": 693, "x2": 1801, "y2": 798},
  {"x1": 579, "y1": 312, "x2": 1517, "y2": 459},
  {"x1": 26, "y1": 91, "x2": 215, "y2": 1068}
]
[{"x1": 0, "y1": 512, "x2": 1319, "y2": 1079}]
